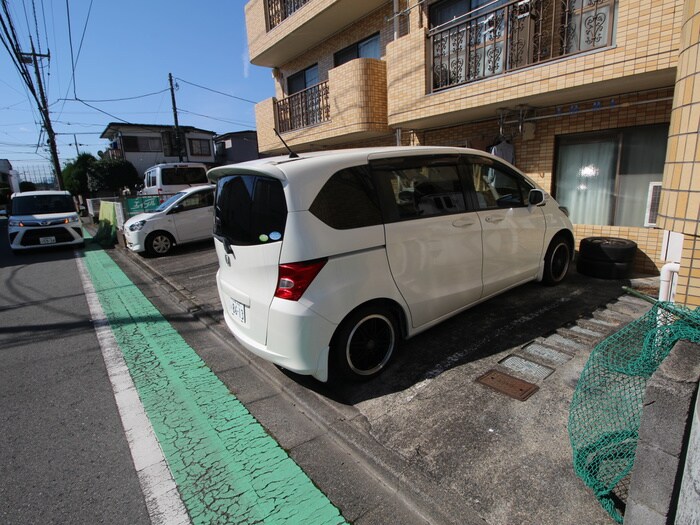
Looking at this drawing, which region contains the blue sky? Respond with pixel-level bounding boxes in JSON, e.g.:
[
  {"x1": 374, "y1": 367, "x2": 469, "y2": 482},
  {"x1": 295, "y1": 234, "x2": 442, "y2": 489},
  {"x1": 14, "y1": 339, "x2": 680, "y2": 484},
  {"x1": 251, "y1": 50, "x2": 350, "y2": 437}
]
[{"x1": 0, "y1": 1, "x2": 274, "y2": 170}]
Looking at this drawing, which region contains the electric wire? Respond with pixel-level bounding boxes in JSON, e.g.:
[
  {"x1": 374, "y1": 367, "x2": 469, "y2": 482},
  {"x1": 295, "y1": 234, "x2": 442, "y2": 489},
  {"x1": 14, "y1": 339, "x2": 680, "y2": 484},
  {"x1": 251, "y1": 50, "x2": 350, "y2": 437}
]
[
  {"x1": 174, "y1": 77, "x2": 257, "y2": 104},
  {"x1": 177, "y1": 108, "x2": 254, "y2": 127}
]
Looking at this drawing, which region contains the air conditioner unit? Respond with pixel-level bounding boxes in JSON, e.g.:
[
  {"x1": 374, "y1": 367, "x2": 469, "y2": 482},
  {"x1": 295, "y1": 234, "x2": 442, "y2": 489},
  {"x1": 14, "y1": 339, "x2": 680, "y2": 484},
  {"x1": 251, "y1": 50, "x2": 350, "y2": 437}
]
[{"x1": 644, "y1": 181, "x2": 662, "y2": 227}]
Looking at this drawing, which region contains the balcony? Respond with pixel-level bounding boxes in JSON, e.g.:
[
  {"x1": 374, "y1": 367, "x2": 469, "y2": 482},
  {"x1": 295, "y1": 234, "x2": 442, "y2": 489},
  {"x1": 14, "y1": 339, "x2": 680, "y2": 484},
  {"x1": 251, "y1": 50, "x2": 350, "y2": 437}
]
[
  {"x1": 276, "y1": 82, "x2": 330, "y2": 133},
  {"x1": 246, "y1": 0, "x2": 387, "y2": 67},
  {"x1": 256, "y1": 58, "x2": 389, "y2": 154},
  {"x1": 429, "y1": 0, "x2": 615, "y2": 92}
]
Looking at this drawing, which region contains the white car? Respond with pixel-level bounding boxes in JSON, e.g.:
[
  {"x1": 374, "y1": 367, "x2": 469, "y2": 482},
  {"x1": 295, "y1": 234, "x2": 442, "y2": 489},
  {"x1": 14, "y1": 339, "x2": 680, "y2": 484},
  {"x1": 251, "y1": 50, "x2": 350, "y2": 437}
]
[
  {"x1": 8, "y1": 190, "x2": 84, "y2": 252},
  {"x1": 208, "y1": 147, "x2": 574, "y2": 383},
  {"x1": 123, "y1": 185, "x2": 214, "y2": 256}
]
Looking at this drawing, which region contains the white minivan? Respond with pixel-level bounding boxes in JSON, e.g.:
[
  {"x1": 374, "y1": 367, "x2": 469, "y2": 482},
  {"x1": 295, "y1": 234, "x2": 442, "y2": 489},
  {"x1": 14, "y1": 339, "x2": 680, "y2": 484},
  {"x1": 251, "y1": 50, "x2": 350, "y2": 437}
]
[
  {"x1": 208, "y1": 147, "x2": 574, "y2": 383},
  {"x1": 139, "y1": 163, "x2": 209, "y2": 197}
]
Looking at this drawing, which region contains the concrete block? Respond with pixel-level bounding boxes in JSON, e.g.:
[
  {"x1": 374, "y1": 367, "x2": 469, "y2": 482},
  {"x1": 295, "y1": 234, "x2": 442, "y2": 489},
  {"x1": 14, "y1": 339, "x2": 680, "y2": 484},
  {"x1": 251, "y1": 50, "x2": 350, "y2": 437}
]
[
  {"x1": 637, "y1": 376, "x2": 698, "y2": 457},
  {"x1": 627, "y1": 442, "x2": 678, "y2": 515},
  {"x1": 623, "y1": 498, "x2": 666, "y2": 525}
]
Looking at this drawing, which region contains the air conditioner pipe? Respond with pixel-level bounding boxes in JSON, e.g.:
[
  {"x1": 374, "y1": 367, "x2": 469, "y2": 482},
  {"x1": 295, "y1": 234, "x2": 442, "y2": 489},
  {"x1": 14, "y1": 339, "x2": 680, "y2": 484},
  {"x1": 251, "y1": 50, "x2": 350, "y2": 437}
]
[{"x1": 659, "y1": 262, "x2": 680, "y2": 302}]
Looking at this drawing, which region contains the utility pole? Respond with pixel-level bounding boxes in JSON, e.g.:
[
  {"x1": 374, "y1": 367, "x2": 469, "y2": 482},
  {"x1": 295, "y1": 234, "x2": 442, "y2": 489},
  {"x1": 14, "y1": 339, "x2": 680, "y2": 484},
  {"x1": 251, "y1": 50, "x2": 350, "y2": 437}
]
[
  {"x1": 168, "y1": 73, "x2": 184, "y2": 162},
  {"x1": 28, "y1": 39, "x2": 63, "y2": 188}
]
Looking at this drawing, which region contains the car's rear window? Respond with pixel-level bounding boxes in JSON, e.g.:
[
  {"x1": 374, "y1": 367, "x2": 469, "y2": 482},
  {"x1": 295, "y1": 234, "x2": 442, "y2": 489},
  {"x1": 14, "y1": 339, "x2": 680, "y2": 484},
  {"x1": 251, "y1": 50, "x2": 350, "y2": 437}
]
[
  {"x1": 11, "y1": 194, "x2": 75, "y2": 215},
  {"x1": 214, "y1": 175, "x2": 287, "y2": 246},
  {"x1": 162, "y1": 167, "x2": 207, "y2": 185}
]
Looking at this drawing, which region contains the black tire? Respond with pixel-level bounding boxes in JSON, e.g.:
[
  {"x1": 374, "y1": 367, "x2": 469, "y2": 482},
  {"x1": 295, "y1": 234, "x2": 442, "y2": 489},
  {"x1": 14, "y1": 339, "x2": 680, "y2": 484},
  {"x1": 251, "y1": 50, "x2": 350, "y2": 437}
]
[
  {"x1": 579, "y1": 237, "x2": 637, "y2": 263},
  {"x1": 542, "y1": 236, "x2": 571, "y2": 286},
  {"x1": 331, "y1": 306, "x2": 399, "y2": 382},
  {"x1": 145, "y1": 231, "x2": 174, "y2": 256},
  {"x1": 576, "y1": 256, "x2": 631, "y2": 280}
]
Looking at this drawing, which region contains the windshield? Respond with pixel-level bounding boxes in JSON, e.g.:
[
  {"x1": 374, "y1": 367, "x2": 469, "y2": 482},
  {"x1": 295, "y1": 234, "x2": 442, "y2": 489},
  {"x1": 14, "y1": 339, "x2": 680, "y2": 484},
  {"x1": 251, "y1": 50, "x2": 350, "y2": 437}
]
[
  {"x1": 11, "y1": 194, "x2": 75, "y2": 215},
  {"x1": 154, "y1": 192, "x2": 186, "y2": 212}
]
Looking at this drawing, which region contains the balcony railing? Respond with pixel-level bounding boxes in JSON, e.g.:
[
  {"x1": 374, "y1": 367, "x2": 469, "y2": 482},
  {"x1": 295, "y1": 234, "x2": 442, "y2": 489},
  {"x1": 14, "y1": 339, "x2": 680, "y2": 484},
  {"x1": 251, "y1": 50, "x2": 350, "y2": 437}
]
[
  {"x1": 266, "y1": 0, "x2": 310, "y2": 30},
  {"x1": 275, "y1": 81, "x2": 330, "y2": 133},
  {"x1": 429, "y1": 0, "x2": 615, "y2": 92}
]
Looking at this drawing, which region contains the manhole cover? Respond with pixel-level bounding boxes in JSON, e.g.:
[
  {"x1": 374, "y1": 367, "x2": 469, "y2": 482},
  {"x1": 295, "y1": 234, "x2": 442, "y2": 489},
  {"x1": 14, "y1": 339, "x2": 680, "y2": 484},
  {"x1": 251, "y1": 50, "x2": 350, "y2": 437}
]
[
  {"x1": 476, "y1": 369, "x2": 539, "y2": 401},
  {"x1": 500, "y1": 355, "x2": 554, "y2": 381}
]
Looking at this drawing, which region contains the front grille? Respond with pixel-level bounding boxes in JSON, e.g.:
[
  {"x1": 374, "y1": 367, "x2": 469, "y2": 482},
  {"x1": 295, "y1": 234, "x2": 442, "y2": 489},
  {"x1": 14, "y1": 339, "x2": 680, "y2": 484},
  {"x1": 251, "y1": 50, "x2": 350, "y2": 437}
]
[{"x1": 20, "y1": 227, "x2": 75, "y2": 246}]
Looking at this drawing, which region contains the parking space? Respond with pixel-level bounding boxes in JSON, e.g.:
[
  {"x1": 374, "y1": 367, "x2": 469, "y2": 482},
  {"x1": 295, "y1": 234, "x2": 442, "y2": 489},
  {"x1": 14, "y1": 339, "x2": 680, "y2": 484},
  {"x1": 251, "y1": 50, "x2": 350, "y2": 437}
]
[{"x1": 119, "y1": 239, "x2": 655, "y2": 524}]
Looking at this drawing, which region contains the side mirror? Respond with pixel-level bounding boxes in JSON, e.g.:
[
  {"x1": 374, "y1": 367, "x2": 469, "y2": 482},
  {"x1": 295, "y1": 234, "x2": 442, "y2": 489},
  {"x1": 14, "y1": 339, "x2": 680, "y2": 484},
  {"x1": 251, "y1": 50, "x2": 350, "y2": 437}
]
[{"x1": 528, "y1": 189, "x2": 546, "y2": 206}]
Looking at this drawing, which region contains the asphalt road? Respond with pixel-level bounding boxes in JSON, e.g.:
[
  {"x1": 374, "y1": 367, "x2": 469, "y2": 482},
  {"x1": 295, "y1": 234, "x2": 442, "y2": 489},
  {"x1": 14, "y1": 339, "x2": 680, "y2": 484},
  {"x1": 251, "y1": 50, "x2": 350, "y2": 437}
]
[
  {"x1": 0, "y1": 220, "x2": 150, "y2": 525},
  {"x1": 116, "y1": 235, "x2": 656, "y2": 525}
]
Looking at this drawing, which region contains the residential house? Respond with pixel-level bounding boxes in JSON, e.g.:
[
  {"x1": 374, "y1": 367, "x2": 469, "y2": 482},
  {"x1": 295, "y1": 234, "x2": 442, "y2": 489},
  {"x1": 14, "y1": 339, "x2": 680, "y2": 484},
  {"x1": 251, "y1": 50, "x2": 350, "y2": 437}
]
[
  {"x1": 214, "y1": 130, "x2": 260, "y2": 164},
  {"x1": 245, "y1": 0, "x2": 700, "y2": 308},
  {"x1": 100, "y1": 123, "x2": 216, "y2": 176}
]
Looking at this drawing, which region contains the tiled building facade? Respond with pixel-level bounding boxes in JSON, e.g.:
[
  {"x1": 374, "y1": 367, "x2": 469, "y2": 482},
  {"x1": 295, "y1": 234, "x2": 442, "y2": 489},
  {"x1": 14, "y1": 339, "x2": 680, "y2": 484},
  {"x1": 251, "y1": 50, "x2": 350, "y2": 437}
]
[{"x1": 246, "y1": 0, "x2": 700, "y2": 306}]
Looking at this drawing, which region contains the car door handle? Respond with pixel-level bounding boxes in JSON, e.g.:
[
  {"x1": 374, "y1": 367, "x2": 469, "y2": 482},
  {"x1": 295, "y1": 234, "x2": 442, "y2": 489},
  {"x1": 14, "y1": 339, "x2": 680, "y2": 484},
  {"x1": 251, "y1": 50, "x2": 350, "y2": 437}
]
[
  {"x1": 485, "y1": 215, "x2": 504, "y2": 223},
  {"x1": 452, "y1": 218, "x2": 475, "y2": 228}
]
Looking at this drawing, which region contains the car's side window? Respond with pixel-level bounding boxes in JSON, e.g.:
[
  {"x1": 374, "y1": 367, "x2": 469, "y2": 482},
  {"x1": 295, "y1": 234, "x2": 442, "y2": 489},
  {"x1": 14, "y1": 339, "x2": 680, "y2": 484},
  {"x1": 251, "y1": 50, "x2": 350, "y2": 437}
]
[
  {"x1": 372, "y1": 157, "x2": 466, "y2": 222},
  {"x1": 179, "y1": 190, "x2": 213, "y2": 211},
  {"x1": 467, "y1": 160, "x2": 532, "y2": 210},
  {"x1": 309, "y1": 166, "x2": 382, "y2": 229}
]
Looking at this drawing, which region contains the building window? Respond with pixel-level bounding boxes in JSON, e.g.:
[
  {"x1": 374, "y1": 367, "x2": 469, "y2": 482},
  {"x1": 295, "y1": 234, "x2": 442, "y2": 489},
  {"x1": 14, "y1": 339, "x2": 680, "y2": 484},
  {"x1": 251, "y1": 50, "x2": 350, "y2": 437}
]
[
  {"x1": 188, "y1": 138, "x2": 211, "y2": 157},
  {"x1": 334, "y1": 33, "x2": 381, "y2": 67},
  {"x1": 554, "y1": 124, "x2": 669, "y2": 227},
  {"x1": 287, "y1": 64, "x2": 318, "y2": 95},
  {"x1": 122, "y1": 135, "x2": 162, "y2": 153}
]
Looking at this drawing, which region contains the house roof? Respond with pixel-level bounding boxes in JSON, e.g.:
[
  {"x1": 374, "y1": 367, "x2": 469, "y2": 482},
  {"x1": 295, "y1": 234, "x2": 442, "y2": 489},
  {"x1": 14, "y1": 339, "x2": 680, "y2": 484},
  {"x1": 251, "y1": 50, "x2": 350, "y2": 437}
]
[{"x1": 100, "y1": 122, "x2": 216, "y2": 139}]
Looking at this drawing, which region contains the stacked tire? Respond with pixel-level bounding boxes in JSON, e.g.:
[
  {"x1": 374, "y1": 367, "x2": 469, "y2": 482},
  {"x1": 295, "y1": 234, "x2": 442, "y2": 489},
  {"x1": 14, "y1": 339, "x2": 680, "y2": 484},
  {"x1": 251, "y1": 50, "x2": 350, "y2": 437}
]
[{"x1": 576, "y1": 237, "x2": 637, "y2": 280}]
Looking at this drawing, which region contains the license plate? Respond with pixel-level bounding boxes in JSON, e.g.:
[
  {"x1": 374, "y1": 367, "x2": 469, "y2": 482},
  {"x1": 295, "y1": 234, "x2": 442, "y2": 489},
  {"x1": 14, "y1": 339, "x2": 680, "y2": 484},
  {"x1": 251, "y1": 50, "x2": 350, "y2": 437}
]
[
  {"x1": 230, "y1": 299, "x2": 247, "y2": 325},
  {"x1": 39, "y1": 236, "x2": 56, "y2": 245}
]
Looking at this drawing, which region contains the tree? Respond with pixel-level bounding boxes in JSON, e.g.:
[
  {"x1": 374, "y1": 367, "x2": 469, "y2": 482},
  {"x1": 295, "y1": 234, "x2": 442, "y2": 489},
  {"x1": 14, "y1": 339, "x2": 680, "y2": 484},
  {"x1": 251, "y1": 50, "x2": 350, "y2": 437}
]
[
  {"x1": 88, "y1": 158, "x2": 140, "y2": 195},
  {"x1": 62, "y1": 153, "x2": 97, "y2": 196}
]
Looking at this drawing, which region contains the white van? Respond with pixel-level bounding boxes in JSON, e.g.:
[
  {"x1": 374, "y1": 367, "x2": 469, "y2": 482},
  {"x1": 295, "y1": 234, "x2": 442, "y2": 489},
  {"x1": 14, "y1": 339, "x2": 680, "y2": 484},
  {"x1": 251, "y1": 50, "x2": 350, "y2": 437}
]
[
  {"x1": 139, "y1": 163, "x2": 208, "y2": 197},
  {"x1": 208, "y1": 147, "x2": 574, "y2": 383}
]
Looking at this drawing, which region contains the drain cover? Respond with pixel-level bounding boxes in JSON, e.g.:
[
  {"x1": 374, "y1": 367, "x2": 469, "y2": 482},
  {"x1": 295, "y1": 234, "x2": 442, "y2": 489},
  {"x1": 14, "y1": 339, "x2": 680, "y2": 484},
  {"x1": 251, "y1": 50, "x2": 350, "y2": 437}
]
[
  {"x1": 500, "y1": 355, "x2": 554, "y2": 381},
  {"x1": 521, "y1": 343, "x2": 570, "y2": 365},
  {"x1": 476, "y1": 369, "x2": 539, "y2": 401}
]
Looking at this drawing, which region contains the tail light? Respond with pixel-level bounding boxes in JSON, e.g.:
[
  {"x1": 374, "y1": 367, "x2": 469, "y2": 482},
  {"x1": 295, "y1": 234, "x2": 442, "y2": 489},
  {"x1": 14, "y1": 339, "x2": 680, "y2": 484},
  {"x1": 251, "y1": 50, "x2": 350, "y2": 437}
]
[{"x1": 275, "y1": 258, "x2": 328, "y2": 301}]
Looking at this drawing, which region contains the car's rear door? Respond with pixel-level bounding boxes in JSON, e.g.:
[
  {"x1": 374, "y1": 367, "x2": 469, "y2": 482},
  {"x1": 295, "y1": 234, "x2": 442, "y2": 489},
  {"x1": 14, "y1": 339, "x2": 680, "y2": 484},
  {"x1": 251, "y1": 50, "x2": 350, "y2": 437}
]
[
  {"x1": 371, "y1": 155, "x2": 483, "y2": 328},
  {"x1": 211, "y1": 171, "x2": 287, "y2": 346}
]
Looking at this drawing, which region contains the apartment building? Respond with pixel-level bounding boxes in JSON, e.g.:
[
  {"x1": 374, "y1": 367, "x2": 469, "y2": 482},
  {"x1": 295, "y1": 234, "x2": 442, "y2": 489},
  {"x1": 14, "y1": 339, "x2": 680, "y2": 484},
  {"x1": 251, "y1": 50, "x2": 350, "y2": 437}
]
[{"x1": 245, "y1": 0, "x2": 700, "y2": 307}]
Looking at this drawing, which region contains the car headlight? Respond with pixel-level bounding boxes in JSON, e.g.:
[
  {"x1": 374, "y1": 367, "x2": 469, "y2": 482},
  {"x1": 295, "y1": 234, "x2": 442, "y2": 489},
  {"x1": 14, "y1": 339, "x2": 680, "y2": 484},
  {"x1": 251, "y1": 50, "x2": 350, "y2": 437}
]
[
  {"x1": 8, "y1": 219, "x2": 22, "y2": 227},
  {"x1": 128, "y1": 219, "x2": 147, "y2": 232},
  {"x1": 64, "y1": 214, "x2": 79, "y2": 224}
]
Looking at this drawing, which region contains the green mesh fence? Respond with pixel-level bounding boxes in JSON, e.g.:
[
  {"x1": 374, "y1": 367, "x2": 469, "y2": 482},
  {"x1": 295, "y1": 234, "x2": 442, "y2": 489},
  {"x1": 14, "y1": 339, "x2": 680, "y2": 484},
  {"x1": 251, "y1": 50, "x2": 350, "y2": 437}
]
[{"x1": 568, "y1": 299, "x2": 700, "y2": 523}]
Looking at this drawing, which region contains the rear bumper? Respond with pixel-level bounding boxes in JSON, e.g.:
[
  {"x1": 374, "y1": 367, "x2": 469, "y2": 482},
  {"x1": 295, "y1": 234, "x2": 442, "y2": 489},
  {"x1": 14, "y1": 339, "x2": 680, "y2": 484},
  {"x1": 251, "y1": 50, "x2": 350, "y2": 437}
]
[{"x1": 217, "y1": 276, "x2": 337, "y2": 382}]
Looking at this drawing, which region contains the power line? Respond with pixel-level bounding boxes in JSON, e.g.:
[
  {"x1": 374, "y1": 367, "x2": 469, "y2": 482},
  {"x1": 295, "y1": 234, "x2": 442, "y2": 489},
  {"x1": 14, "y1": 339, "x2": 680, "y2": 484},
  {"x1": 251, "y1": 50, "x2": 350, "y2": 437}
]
[
  {"x1": 178, "y1": 108, "x2": 255, "y2": 127},
  {"x1": 174, "y1": 77, "x2": 257, "y2": 104},
  {"x1": 55, "y1": 88, "x2": 169, "y2": 103}
]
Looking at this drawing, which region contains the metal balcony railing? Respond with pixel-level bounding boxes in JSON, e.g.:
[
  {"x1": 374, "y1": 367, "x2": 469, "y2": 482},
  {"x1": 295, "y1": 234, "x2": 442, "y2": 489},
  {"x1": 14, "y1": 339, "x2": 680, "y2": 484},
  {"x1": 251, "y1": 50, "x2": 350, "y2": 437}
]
[
  {"x1": 429, "y1": 0, "x2": 615, "y2": 91},
  {"x1": 266, "y1": 0, "x2": 310, "y2": 30},
  {"x1": 275, "y1": 81, "x2": 330, "y2": 133}
]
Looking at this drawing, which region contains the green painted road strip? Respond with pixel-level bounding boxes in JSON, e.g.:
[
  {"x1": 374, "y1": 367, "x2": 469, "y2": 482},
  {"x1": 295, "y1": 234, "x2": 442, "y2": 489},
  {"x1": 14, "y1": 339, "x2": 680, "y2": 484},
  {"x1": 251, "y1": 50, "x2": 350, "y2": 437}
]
[{"x1": 82, "y1": 242, "x2": 347, "y2": 525}]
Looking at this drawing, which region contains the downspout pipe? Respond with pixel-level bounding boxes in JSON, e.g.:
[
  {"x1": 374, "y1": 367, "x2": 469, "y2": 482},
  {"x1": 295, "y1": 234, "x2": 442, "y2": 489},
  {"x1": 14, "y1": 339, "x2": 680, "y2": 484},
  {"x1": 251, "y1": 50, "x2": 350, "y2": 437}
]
[
  {"x1": 394, "y1": 0, "x2": 400, "y2": 40},
  {"x1": 659, "y1": 262, "x2": 680, "y2": 302}
]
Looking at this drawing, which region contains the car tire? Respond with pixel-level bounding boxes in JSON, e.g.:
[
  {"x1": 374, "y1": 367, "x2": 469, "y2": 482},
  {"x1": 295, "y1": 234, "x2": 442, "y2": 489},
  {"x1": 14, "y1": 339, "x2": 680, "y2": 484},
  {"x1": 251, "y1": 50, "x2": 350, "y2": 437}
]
[
  {"x1": 576, "y1": 256, "x2": 632, "y2": 280},
  {"x1": 542, "y1": 235, "x2": 571, "y2": 286},
  {"x1": 145, "y1": 231, "x2": 174, "y2": 256},
  {"x1": 331, "y1": 306, "x2": 399, "y2": 382},
  {"x1": 579, "y1": 237, "x2": 637, "y2": 263}
]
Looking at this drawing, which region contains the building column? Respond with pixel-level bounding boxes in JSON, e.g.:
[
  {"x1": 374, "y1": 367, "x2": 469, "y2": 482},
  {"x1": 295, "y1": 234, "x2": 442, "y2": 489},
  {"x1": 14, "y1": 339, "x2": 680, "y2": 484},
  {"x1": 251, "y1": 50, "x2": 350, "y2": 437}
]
[{"x1": 657, "y1": 0, "x2": 700, "y2": 307}]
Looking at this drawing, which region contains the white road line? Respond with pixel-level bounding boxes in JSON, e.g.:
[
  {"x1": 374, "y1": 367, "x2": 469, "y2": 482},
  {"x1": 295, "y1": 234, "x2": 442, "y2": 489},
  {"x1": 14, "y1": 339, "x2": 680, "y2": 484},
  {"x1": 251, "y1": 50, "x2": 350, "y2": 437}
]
[{"x1": 76, "y1": 255, "x2": 191, "y2": 525}]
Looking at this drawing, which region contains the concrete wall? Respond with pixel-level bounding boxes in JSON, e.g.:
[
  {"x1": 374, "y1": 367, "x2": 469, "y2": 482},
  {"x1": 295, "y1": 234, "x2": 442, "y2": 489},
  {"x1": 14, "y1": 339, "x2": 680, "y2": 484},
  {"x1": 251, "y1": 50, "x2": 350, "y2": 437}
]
[{"x1": 624, "y1": 340, "x2": 700, "y2": 525}]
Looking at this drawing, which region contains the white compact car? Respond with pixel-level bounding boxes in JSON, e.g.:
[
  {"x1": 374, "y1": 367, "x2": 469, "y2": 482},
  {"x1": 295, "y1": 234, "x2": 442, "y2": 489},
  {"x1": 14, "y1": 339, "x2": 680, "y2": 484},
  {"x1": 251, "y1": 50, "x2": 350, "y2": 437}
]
[
  {"x1": 8, "y1": 190, "x2": 84, "y2": 252},
  {"x1": 207, "y1": 147, "x2": 574, "y2": 383},
  {"x1": 123, "y1": 185, "x2": 214, "y2": 256}
]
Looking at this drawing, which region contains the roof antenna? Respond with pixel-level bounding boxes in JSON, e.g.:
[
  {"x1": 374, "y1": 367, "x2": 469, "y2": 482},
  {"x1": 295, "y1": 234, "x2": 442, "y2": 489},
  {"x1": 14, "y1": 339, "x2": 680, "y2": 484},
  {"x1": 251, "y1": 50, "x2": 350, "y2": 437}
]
[{"x1": 273, "y1": 128, "x2": 299, "y2": 158}]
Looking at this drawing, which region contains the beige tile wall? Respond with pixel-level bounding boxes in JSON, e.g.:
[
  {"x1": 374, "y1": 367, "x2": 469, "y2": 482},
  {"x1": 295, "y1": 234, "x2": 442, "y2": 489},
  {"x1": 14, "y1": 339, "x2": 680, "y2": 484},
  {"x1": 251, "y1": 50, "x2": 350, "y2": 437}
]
[{"x1": 657, "y1": 0, "x2": 700, "y2": 306}]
